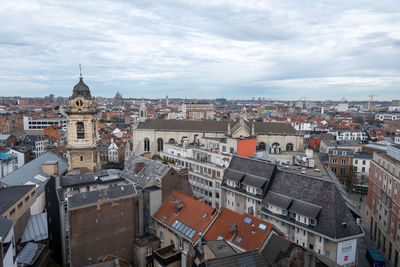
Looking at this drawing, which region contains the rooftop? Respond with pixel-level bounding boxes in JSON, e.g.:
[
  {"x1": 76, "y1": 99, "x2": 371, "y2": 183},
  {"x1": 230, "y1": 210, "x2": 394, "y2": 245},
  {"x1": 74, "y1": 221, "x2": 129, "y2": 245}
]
[
  {"x1": 68, "y1": 184, "x2": 137, "y2": 210},
  {"x1": 153, "y1": 190, "x2": 217, "y2": 244},
  {"x1": 138, "y1": 119, "x2": 297, "y2": 135},
  {"x1": 0, "y1": 185, "x2": 35, "y2": 214}
]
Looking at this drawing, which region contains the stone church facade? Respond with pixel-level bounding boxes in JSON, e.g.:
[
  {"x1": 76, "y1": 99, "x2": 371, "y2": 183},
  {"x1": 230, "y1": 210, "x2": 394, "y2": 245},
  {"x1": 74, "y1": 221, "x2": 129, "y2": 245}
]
[{"x1": 132, "y1": 117, "x2": 303, "y2": 157}]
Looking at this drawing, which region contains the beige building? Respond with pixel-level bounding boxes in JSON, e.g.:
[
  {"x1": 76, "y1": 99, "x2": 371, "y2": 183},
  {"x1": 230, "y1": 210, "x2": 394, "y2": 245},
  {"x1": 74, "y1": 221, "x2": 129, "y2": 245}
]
[
  {"x1": 65, "y1": 75, "x2": 99, "y2": 172},
  {"x1": 132, "y1": 118, "x2": 303, "y2": 157}
]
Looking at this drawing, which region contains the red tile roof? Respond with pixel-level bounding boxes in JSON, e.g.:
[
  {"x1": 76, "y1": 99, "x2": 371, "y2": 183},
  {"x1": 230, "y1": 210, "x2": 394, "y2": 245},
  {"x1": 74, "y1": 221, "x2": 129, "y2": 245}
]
[
  {"x1": 204, "y1": 207, "x2": 273, "y2": 251},
  {"x1": 153, "y1": 191, "x2": 216, "y2": 243}
]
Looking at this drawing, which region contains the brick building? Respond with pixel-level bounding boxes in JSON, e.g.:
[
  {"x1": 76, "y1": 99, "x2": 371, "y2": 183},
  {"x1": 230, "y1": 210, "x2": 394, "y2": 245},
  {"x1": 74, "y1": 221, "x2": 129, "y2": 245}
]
[
  {"x1": 327, "y1": 148, "x2": 354, "y2": 185},
  {"x1": 68, "y1": 184, "x2": 139, "y2": 266},
  {"x1": 366, "y1": 145, "x2": 400, "y2": 266}
]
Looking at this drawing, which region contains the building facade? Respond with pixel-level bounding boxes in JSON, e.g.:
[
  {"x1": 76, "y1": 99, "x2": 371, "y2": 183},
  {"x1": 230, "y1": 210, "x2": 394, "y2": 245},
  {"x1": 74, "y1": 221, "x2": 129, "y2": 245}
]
[
  {"x1": 366, "y1": 145, "x2": 400, "y2": 267},
  {"x1": 221, "y1": 156, "x2": 364, "y2": 266}
]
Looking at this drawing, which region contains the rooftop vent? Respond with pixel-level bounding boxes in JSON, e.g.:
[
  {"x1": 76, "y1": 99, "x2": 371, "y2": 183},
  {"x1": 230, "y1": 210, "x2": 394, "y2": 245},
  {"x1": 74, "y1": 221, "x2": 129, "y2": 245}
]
[{"x1": 174, "y1": 199, "x2": 184, "y2": 215}]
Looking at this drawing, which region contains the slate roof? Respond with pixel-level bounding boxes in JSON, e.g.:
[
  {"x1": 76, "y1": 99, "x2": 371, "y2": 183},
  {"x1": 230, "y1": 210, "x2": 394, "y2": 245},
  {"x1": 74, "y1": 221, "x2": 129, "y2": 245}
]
[
  {"x1": 204, "y1": 207, "x2": 273, "y2": 251},
  {"x1": 204, "y1": 250, "x2": 267, "y2": 267},
  {"x1": 137, "y1": 119, "x2": 297, "y2": 135},
  {"x1": 121, "y1": 155, "x2": 170, "y2": 187},
  {"x1": 0, "y1": 185, "x2": 35, "y2": 214},
  {"x1": 0, "y1": 152, "x2": 68, "y2": 194},
  {"x1": 354, "y1": 152, "x2": 373, "y2": 160},
  {"x1": 60, "y1": 169, "x2": 123, "y2": 188},
  {"x1": 224, "y1": 156, "x2": 363, "y2": 240},
  {"x1": 265, "y1": 169, "x2": 363, "y2": 239},
  {"x1": 223, "y1": 156, "x2": 276, "y2": 197},
  {"x1": 0, "y1": 215, "x2": 13, "y2": 239},
  {"x1": 68, "y1": 184, "x2": 137, "y2": 210},
  {"x1": 261, "y1": 233, "x2": 294, "y2": 264},
  {"x1": 153, "y1": 190, "x2": 216, "y2": 244}
]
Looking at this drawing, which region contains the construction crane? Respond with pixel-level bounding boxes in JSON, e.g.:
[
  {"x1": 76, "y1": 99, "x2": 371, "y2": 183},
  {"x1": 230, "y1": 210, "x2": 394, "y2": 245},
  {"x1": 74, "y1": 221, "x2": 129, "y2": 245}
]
[{"x1": 368, "y1": 94, "x2": 378, "y2": 111}]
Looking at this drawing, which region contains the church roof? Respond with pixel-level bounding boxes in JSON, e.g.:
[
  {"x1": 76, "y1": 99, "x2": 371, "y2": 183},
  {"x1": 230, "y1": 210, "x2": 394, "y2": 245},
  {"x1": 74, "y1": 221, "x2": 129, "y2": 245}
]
[
  {"x1": 72, "y1": 77, "x2": 92, "y2": 99},
  {"x1": 137, "y1": 119, "x2": 297, "y2": 135}
]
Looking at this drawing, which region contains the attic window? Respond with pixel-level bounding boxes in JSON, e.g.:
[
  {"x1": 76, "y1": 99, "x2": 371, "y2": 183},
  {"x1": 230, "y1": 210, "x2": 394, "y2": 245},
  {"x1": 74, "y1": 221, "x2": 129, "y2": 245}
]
[
  {"x1": 162, "y1": 215, "x2": 168, "y2": 221},
  {"x1": 235, "y1": 236, "x2": 243, "y2": 244},
  {"x1": 243, "y1": 216, "x2": 252, "y2": 224},
  {"x1": 171, "y1": 196, "x2": 176, "y2": 202},
  {"x1": 203, "y1": 213, "x2": 208, "y2": 219}
]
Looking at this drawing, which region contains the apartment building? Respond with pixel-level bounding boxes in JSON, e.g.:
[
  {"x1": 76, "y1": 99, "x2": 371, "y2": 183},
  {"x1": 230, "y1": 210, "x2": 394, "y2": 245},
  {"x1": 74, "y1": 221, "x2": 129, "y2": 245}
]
[
  {"x1": 375, "y1": 112, "x2": 400, "y2": 121},
  {"x1": 328, "y1": 129, "x2": 368, "y2": 142},
  {"x1": 23, "y1": 116, "x2": 67, "y2": 131},
  {"x1": 221, "y1": 156, "x2": 364, "y2": 266},
  {"x1": 327, "y1": 149, "x2": 354, "y2": 184},
  {"x1": 159, "y1": 140, "x2": 229, "y2": 208},
  {"x1": 367, "y1": 145, "x2": 400, "y2": 267}
]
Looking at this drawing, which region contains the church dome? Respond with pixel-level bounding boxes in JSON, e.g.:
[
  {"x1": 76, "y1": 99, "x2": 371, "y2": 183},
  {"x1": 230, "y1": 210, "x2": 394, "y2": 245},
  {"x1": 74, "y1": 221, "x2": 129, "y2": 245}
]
[{"x1": 72, "y1": 77, "x2": 92, "y2": 99}]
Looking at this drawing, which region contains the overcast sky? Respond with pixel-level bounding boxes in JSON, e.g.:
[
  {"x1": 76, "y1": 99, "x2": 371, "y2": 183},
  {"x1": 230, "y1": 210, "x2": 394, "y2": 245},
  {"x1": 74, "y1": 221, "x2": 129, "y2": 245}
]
[{"x1": 0, "y1": 0, "x2": 399, "y2": 100}]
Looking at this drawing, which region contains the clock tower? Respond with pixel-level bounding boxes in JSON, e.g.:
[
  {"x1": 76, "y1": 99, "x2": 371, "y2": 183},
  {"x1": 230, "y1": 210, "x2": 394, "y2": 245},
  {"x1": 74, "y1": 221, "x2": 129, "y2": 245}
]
[{"x1": 65, "y1": 73, "x2": 98, "y2": 172}]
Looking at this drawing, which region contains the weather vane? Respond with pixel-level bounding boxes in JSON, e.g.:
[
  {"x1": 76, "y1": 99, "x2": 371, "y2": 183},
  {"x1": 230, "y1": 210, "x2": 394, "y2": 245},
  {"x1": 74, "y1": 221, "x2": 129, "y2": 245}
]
[{"x1": 79, "y1": 64, "x2": 82, "y2": 79}]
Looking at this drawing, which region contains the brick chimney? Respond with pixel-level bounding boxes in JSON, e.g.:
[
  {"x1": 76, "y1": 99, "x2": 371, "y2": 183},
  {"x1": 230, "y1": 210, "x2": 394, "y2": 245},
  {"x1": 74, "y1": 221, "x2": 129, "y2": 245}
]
[
  {"x1": 174, "y1": 199, "x2": 184, "y2": 215},
  {"x1": 135, "y1": 162, "x2": 145, "y2": 174},
  {"x1": 42, "y1": 161, "x2": 59, "y2": 176}
]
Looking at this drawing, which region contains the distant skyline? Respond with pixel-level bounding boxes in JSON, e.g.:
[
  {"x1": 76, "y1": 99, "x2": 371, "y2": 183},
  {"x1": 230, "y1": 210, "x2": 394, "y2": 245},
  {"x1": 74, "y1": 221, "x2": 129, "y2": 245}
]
[{"x1": 0, "y1": 0, "x2": 399, "y2": 100}]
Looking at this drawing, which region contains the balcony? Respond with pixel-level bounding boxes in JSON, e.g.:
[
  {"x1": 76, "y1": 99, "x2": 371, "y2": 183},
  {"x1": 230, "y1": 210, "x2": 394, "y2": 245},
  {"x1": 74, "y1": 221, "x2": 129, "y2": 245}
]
[{"x1": 153, "y1": 244, "x2": 181, "y2": 266}]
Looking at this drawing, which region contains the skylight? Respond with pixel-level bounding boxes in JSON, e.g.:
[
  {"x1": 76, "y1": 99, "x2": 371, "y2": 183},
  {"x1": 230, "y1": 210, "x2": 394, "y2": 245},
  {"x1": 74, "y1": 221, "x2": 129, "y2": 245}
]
[
  {"x1": 258, "y1": 223, "x2": 267, "y2": 231},
  {"x1": 235, "y1": 236, "x2": 243, "y2": 244},
  {"x1": 243, "y1": 216, "x2": 252, "y2": 224}
]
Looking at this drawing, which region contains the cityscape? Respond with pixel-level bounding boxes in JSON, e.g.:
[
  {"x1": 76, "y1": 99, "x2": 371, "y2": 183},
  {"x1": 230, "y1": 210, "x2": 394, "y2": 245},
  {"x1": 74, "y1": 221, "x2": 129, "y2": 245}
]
[{"x1": 1, "y1": 1, "x2": 400, "y2": 267}]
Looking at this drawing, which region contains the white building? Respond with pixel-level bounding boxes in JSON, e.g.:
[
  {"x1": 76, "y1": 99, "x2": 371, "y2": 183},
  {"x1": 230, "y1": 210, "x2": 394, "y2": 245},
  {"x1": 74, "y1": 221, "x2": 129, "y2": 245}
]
[
  {"x1": 7, "y1": 149, "x2": 26, "y2": 168},
  {"x1": 328, "y1": 130, "x2": 367, "y2": 142},
  {"x1": 0, "y1": 216, "x2": 17, "y2": 267},
  {"x1": 0, "y1": 153, "x2": 17, "y2": 178},
  {"x1": 23, "y1": 116, "x2": 67, "y2": 131},
  {"x1": 375, "y1": 112, "x2": 400, "y2": 121},
  {"x1": 108, "y1": 139, "x2": 119, "y2": 163},
  {"x1": 353, "y1": 152, "x2": 372, "y2": 184}
]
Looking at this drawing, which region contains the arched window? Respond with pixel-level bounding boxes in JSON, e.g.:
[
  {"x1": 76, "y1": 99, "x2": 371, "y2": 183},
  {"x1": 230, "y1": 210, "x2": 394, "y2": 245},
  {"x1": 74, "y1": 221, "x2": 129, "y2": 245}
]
[
  {"x1": 168, "y1": 138, "x2": 176, "y2": 144},
  {"x1": 144, "y1": 138, "x2": 150, "y2": 152},
  {"x1": 77, "y1": 122, "x2": 85, "y2": 139},
  {"x1": 286, "y1": 143, "x2": 294, "y2": 152},
  {"x1": 157, "y1": 138, "x2": 164, "y2": 152},
  {"x1": 257, "y1": 142, "x2": 266, "y2": 151},
  {"x1": 271, "y1": 143, "x2": 280, "y2": 154}
]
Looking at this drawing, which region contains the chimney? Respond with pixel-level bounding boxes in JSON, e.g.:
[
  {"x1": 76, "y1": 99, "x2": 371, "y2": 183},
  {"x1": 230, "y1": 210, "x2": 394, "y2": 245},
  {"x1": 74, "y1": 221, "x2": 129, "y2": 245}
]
[
  {"x1": 252, "y1": 224, "x2": 256, "y2": 234},
  {"x1": 174, "y1": 199, "x2": 184, "y2": 214},
  {"x1": 135, "y1": 162, "x2": 145, "y2": 174},
  {"x1": 42, "y1": 161, "x2": 59, "y2": 176},
  {"x1": 178, "y1": 168, "x2": 189, "y2": 177},
  {"x1": 229, "y1": 222, "x2": 237, "y2": 234}
]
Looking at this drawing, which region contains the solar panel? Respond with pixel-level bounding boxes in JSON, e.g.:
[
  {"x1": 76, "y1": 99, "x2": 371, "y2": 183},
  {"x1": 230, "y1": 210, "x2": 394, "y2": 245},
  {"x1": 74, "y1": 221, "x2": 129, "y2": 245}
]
[
  {"x1": 178, "y1": 223, "x2": 186, "y2": 232},
  {"x1": 182, "y1": 225, "x2": 189, "y2": 234},
  {"x1": 189, "y1": 229, "x2": 196, "y2": 238},
  {"x1": 172, "y1": 220, "x2": 179, "y2": 228},
  {"x1": 175, "y1": 221, "x2": 182, "y2": 230},
  {"x1": 243, "y1": 216, "x2": 252, "y2": 224},
  {"x1": 235, "y1": 236, "x2": 243, "y2": 244},
  {"x1": 185, "y1": 227, "x2": 193, "y2": 236}
]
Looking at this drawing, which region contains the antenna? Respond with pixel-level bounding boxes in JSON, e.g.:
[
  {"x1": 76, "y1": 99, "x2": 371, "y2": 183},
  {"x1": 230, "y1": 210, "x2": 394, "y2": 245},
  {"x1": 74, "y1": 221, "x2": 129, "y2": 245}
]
[{"x1": 79, "y1": 64, "x2": 82, "y2": 79}]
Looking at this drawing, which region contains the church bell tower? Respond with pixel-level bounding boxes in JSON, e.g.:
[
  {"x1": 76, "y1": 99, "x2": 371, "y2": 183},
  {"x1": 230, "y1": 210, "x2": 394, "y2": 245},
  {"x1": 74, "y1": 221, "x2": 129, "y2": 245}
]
[{"x1": 65, "y1": 70, "x2": 98, "y2": 172}]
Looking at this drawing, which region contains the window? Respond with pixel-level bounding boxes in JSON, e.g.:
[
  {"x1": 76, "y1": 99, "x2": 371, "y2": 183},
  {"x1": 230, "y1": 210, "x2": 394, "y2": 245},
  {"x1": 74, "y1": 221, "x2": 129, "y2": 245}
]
[
  {"x1": 325, "y1": 250, "x2": 330, "y2": 258},
  {"x1": 341, "y1": 159, "x2": 346, "y2": 165},
  {"x1": 76, "y1": 122, "x2": 85, "y2": 139},
  {"x1": 18, "y1": 202, "x2": 23, "y2": 209},
  {"x1": 157, "y1": 138, "x2": 163, "y2": 152},
  {"x1": 144, "y1": 138, "x2": 150, "y2": 152},
  {"x1": 160, "y1": 231, "x2": 164, "y2": 242},
  {"x1": 80, "y1": 156, "x2": 83, "y2": 161},
  {"x1": 236, "y1": 202, "x2": 240, "y2": 208}
]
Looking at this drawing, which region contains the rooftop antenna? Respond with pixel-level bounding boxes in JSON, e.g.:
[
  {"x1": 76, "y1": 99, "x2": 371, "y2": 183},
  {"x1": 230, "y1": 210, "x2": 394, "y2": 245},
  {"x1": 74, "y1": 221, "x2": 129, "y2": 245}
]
[{"x1": 79, "y1": 64, "x2": 83, "y2": 79}]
